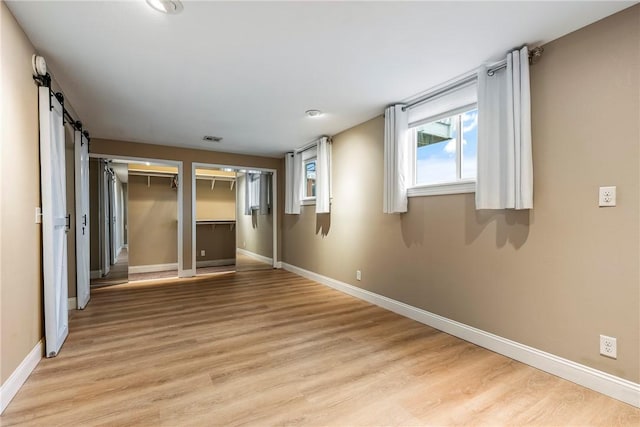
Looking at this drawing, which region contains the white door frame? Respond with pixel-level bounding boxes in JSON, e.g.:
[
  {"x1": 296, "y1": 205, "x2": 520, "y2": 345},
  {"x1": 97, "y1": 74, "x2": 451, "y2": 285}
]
[
  {"x1": 89, "y1": 154, "x2": 184, "y2": 277},
  {"x1": 38, "y1": 87, "x2": 69, "y2": 357},
  {"x1": 74, "y1": 130, "x2": 90, "y2": 309},
  {"x1": 191, "y1": 162, "x2": 278, "y2": 274}
]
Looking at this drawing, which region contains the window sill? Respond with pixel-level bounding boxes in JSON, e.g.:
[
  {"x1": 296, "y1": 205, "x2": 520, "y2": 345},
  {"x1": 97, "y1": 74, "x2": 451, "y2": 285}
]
[
  {"x1": 408, "y1": 181, "x2": 475, "y2": 197},
  {"x1": 301, "y1": 197, "x2": 334, "y2": 206}
]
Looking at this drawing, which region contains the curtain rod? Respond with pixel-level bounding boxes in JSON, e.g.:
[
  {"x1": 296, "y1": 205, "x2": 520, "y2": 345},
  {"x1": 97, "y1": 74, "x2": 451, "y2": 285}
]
[
  {"x1": 487, "y1": 46, "x2": 544, "y2": 76},
  {"x1": 402, "y1": 74, "x2": 477, "y2": 111},
  {"x1": 290, "y1": 135, "x2": 330, "y2": 155},
  {"x1": 402, "y1": 46, "x2": 544, "y2": 112}
]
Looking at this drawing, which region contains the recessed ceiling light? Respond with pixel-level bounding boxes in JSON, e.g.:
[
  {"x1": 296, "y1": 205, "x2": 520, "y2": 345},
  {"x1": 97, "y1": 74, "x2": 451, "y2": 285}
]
[
  {"x1": 305, "y1": 109, "x2": 323, "y2": 118},
  {"x1": 202, "y1": 135, "x2": 223, "y2": 142},
  {"x1": 146, "y1": 0, "x2": 183, "y2": 14}
]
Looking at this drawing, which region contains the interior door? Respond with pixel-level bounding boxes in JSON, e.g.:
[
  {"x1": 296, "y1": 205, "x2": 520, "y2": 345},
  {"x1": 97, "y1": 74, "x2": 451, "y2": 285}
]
[
  {"x1": 38, "y1": 87, "x2": 69, "y2": 357},
  {"x1": 74, "y1": 130, "x2": 90, "y2": 309}
]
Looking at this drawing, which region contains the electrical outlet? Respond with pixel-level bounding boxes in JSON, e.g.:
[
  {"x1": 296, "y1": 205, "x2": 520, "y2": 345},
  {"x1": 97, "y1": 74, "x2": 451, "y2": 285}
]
[
  {"x1": 356, "y1": 270, "x2": 362, "y2": 281},
  {"x1": 599, "y1": 186, "x2": 616, "y2": 207},
  {"x1": 200, "y1": 250, "x2": 205, "y2": 257},
  {"x1": 600, "y1": 335, "x2": 617, "y2": 359}
]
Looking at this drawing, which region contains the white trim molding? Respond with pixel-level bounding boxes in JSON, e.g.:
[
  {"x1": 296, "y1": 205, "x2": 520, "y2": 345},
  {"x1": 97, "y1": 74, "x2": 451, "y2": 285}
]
[
  {"x1": 0, "y1": 340, "x2": 43, "y2": 414},
  {"x1": 196, "y1": 258, "x2": 235, "y2": 268},
  {"x1": 129, "y1": 263, "x2": 178, "y2": 274},
  {"x1": 179, "y1": 268, "x2": 195, "y2": 278},
  {"x1": 281, "y1": 262, "x2": 640, "y2": 408},
  {"x1": 408, "y1": 180, "x2": 475, "y2": 197},
  {"x1": 237, "y1": 248, "x2": 273, "y2": 266},
  {"x1": 68, "y1": 297, "x2": 77, "y2": 310}
]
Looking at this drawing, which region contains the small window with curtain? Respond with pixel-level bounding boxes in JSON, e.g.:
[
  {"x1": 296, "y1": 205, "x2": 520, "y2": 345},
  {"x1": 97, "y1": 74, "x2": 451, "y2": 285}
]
[{"x1": 407, "y1": 77, "x2": 478, "y2": 197}]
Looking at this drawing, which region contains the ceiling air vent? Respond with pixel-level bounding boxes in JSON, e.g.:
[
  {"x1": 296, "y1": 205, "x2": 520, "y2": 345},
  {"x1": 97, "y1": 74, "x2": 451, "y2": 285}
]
[{"x1": 202, "y1": 136, "x2": 223, "y2": 143}]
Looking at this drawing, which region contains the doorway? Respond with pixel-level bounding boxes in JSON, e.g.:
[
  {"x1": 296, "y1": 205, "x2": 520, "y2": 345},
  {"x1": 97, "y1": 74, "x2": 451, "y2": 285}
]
[
  {"x1": 192, "y1": 163, "x2": 277, "y2": 276},
  {"x1": 89, "y1": 157, "x2": 183, "y2": 284}
]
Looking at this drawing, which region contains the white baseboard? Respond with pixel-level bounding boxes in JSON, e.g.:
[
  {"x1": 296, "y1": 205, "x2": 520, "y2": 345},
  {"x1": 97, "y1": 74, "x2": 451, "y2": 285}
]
[
  {"x1": 275, "y1": 261, "x2": 282, "y2": 269},
  {"x1": 0, "y1": 340, "x2": 43, "y2": 414},
  {"x1": 281, "y1": 262, "x2": 640, "y2": 408},
  {"x1": 68, "y1": 297, "x2": 76, "y2": 310},
  {"x1": 90, "y1": 270, "x2": 102, "y2": 279},
  {"x1": 196, "y1": 258, "x2": 235, "y2": 268},
  {"x1": 237, "y1": 248, "x2": 273, "y2": 266},
  {"x1": 179, "y1": 269, "x2": 195, "y2": 278},
  {"x1": 129, "y1": 263, "x2": 178, "y2": 274}
]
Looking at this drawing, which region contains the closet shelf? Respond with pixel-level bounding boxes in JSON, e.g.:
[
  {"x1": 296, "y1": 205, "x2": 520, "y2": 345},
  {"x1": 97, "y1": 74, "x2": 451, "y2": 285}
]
[{"x1": 196, "y1": 219, "x2": 236, "y2": 231}]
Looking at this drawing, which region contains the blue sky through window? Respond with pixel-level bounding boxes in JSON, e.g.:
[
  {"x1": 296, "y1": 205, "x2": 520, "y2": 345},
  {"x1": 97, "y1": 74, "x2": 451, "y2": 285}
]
[{"x1": 416, "y1": 109, "x2": 477, "y2": 185}]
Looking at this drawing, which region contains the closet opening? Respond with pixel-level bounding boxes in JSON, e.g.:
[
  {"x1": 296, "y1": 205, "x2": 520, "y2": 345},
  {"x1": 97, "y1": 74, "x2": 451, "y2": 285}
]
[{"x1": 193, "y1": 163, "x2": 276, "y2": 276}]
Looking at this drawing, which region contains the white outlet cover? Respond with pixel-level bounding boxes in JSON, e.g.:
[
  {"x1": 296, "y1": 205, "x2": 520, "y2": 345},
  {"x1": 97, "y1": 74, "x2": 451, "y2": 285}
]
[
  {"x1": 598, "y1": 186, "x2": 616, "y2": 207},
  {"x1": 600, "y1": 334, "x2": 617, "y2": 359}
]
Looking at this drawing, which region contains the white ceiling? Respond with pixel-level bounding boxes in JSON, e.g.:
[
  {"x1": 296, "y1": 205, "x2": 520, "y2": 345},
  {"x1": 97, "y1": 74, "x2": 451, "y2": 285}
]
[{"x1": 7, "y1": 1, "x2": 634, "y2": 158}]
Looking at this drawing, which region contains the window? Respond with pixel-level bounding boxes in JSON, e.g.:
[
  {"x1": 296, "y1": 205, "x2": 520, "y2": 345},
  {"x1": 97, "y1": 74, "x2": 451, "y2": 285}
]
[
  {"x1": 411, "y1": 107, "x2": 477, "y2": 196},
  {"x1": 304, "y1": 158, "x2": 316, "y2": 198},
  {"x1": 300, "y1": 146, "x2": 318, "y2": 203}
]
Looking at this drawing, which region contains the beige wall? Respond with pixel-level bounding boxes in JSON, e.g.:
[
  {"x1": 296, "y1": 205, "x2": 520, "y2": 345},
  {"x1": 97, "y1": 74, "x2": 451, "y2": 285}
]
[
  {"x1": 196, "y1": 226, "x2": 235, "y2": 263},
  {"x1": 128, "y1": 174, "x2": 178, "y2": 267},
  {"x1": 0, "y1": 2, "x2": 43, "y2": 384},
  {"x1": 283, "y1": 6, "x2": 640, "y2": 383},
  {"x1": 195, "y1": 178, "x2": 236, "y2": 220},
  {"x1": 90, "y1": 139, "x2": 283, "y2": 271},
  {"x1": 236, "y1": 174, "x2": 274, "y2": 259}
]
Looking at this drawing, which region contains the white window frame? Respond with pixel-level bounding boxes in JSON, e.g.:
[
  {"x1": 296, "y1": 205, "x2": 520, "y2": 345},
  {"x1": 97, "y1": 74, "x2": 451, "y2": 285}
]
[
  {"x1": 408, "y1": 103, "x2": 477, "y2": 198},
  {"x1": 301, "y1": 147, "x2": 317, "y2": 205}
]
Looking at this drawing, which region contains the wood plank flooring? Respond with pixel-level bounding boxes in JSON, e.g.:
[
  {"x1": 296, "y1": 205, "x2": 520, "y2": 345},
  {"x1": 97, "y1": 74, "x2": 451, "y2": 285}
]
[{"x1": 2, "y1": 269, "x2": 638, "y2": 426}]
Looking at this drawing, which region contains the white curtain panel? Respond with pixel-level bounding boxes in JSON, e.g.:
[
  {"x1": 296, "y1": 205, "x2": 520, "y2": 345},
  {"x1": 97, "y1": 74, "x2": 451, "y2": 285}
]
[
  {"x1": 284, "y1": 153, "x2": 295, "y2": 214},
  {"x1": 476, "y1": 46, "x2": 533, "y2": 210},
  {"x1": 383, "y1": 104, "x2": 410, "y2": 213},
  {"x1": 243, "y1": 173, "x2": 252, "y2": 215},
  {"x1": 291, "y1": 151, "x2": 302, "y2": 214},
  {"x1": 315, "y1": 137, "x2": 332, "y2": 214}
]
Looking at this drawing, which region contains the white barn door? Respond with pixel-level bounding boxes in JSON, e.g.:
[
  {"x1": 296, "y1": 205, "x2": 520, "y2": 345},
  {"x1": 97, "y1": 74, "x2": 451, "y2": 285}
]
[
  {"x1": 74, "y1": 130, "x2": 90, "y2": 309},
  {"x1": 39, "y1": 87, "x2": 69, "y2": 357}
]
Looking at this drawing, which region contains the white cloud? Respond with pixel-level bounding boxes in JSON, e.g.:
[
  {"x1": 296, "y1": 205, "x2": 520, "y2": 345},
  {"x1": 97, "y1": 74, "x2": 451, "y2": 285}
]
[{"x1": 444, "y1": 139, "x2": 456, "y2": 153}]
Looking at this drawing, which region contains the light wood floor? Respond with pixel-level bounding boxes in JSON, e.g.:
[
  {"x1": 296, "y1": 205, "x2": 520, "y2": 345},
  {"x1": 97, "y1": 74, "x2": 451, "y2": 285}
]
[{"x1": 2, "y1": 270, "x2": 638, "y2": 426}]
